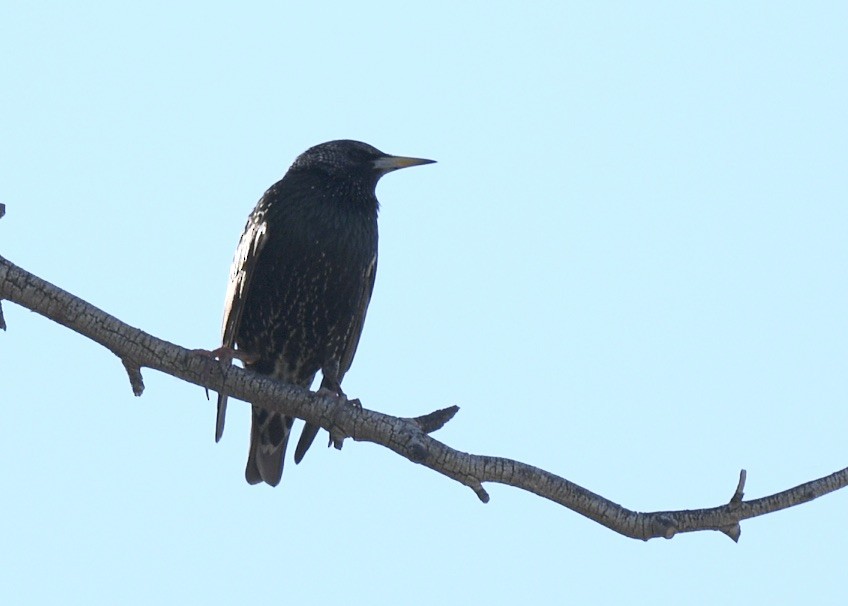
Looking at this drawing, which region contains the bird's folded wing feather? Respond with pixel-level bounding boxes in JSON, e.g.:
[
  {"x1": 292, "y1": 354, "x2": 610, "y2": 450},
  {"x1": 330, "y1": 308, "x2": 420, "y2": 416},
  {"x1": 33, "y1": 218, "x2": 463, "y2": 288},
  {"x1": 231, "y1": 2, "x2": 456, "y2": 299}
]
[
  {"x1": 216, "y1": 214, "x2": 269, "y2": 441},
  {"x1": 339, "y1": 252, "x2": 378, "y2": 379}
]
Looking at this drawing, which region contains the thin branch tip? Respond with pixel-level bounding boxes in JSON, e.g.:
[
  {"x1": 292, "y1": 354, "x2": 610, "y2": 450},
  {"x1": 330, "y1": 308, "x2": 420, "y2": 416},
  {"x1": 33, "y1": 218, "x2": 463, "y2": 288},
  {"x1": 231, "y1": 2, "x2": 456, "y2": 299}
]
[
  {"x1": 122, "y1": 359, "x2": 145, "y2": 396},
  {"x1": 721, "y1": 524, "x2": 742, "y2": 542},
  {"x1": 470, "y1": 481, "x2": 489, "y2": 503},
  {"x1": 412, "y1": 404, "x2": 460, "y2": 434},
  {"x1": 0, "y1": 204, "x2": 5, "y2": 329},
  {"x1": 729, "y1": 469, "x2": 747, "y2": 505}
]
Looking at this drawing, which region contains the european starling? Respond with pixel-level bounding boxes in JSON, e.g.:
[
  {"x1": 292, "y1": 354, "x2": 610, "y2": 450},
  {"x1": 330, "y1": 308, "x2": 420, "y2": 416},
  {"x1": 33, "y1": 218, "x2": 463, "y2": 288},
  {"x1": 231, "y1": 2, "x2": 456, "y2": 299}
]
[{"x1": 216, "y1": 140, "x2": 434, "y2": 486}]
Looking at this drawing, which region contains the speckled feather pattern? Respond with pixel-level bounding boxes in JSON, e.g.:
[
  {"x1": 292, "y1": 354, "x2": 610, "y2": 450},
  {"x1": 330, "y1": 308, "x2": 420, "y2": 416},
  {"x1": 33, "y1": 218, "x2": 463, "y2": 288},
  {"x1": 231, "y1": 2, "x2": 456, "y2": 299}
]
[
  {"x1": 215, "y1": 140, "x2": 427, "y2": 487},
  {"x1": 237, "y1": 177, "x2": 378, "y2": 387}
]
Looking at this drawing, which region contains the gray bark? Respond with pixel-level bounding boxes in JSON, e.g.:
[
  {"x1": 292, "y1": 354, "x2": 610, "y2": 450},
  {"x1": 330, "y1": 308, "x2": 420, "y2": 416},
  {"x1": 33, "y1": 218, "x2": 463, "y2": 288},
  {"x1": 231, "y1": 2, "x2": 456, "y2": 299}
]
[{"x1": 2, "y1": 242, "x2": 846, "y2": 542}]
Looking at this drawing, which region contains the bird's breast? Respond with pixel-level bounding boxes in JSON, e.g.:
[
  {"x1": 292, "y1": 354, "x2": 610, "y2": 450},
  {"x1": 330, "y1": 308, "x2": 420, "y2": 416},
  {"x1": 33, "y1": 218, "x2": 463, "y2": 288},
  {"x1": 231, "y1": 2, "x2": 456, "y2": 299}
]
[{"x1": 236, "y1": 201, "x2": 376, "y2": 381}]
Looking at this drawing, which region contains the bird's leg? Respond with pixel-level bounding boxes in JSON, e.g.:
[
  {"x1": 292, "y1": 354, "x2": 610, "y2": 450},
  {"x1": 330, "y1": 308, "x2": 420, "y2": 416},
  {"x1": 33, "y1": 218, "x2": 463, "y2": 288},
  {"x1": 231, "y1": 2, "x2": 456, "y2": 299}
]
[{"x1": 318, "y1": 374, "x2": 361, "y2": 450}]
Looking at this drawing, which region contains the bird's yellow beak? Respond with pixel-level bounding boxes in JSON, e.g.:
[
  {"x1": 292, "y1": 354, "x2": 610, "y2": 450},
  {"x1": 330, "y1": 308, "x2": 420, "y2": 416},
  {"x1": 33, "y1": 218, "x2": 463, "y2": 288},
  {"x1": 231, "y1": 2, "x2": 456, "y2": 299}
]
[{"x1": 373, "y1": 155, "x2": 436, "y2": 172}]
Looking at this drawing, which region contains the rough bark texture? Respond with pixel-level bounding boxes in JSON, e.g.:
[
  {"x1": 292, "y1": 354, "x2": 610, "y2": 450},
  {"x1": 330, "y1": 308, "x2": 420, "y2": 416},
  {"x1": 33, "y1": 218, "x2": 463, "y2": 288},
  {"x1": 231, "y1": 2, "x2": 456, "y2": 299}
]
[{"x1": 1, "y1": 249, "x2": 846, "y2": 542}]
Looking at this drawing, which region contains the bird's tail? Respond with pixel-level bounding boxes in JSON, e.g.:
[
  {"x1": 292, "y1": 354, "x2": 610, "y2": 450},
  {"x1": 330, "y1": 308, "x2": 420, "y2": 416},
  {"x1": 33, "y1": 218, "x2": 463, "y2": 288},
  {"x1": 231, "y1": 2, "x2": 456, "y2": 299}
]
[
  {"x1": 245, "y1": 407, "x2": 293, "y2": 486},
  {"x1": 215, "y1": 394, "x2": 228, "y2": 442}
]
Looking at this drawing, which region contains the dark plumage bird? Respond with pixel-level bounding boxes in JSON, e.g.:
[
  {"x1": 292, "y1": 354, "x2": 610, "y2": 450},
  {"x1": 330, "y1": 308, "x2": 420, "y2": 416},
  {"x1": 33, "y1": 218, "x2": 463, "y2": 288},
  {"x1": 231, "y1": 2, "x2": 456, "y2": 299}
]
[{"x1": 216, "y1": 140, "x2": 434, "y2": 486}]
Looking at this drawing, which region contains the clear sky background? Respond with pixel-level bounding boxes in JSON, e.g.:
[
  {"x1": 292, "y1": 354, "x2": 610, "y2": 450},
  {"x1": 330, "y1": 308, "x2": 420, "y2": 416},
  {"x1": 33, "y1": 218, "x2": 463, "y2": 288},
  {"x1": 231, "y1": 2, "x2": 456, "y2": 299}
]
[{"x1": 1, "y1": 3, "x2": 846, "y2": 604}]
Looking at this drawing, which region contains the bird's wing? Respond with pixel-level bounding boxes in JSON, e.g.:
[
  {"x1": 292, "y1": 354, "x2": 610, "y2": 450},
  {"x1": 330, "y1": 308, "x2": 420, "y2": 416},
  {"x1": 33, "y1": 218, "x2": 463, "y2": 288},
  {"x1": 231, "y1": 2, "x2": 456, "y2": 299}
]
[
  {"x1": 221, "y1": 215, "x2": 268, "y2": 347},
  {"x1": 216, "y1": 214, "x2": 268, "y2": 442},
  {"x1": 339, "y1": 252, "x2": 378, "y2": 378}
]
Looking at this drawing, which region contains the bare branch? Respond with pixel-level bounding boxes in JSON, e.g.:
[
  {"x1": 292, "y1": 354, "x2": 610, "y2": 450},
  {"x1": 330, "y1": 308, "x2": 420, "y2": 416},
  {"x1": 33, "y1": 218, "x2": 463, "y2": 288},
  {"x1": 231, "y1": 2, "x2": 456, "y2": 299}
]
[
  {"x1": 0, "y1": 203, "x2": 5, "y2": 331},
  {"x1": 1, "y1": 251, "x2": 846, "y2": 542}
]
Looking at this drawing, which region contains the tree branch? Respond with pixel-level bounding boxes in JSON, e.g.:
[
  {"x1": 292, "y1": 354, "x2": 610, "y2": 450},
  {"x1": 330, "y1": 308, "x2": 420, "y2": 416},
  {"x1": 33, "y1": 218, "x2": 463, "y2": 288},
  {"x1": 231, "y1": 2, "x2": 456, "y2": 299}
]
[
  {"x1": 1, "y1": 249, "x2": 846, "y2": 542},
  {"x1": 0, "y1": 203, "x2": 5, "y2": 330}
]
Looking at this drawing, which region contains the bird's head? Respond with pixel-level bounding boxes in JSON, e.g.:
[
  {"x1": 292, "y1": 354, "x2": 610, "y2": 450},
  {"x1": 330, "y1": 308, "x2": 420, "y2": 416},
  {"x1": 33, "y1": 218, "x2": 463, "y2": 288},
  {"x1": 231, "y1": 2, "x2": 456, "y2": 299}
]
[{"x1": 289, "y1": 140, "x2": 435, "y2": 188}]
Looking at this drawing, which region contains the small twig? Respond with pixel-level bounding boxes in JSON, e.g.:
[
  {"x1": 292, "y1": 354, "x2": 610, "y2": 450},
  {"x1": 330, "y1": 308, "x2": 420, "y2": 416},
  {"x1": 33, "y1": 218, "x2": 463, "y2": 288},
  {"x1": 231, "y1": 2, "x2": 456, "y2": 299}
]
[
  {"x1": 412, "y1": 405, "x2": 460, "y2": 433},
  {"x1": 471, "y1": 480, "x2": 490, "y2": 503},
  {"x1": 721, "y1": 523, "x2": 742, "y2": 543},
  {"x1": 122, "y1": 359, "x2": 145, "y2": 396},
  {"x1": 0, "y1": 204, "x2": 4, "y2": 330},
  {"x1": 730, "y1": 469, "x2": 747, "y2": 505}
]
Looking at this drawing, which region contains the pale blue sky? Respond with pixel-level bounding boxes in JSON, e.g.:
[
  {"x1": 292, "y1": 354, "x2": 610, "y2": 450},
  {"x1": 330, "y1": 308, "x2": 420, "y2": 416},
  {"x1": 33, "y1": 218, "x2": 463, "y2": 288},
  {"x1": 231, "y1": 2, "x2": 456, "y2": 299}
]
[{"x1": 2, "y1": 3, "x2": 847, "y2": 604}]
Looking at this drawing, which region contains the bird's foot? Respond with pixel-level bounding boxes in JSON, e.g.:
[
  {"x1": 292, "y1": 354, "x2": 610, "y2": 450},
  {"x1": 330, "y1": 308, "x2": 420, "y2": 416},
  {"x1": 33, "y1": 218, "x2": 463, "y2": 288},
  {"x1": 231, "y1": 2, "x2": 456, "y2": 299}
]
[
  {"x1": 316, "y1": 387, "x2": 361, "y2": 450},
  {"x1": 316, "y1": 386, "x2": 362, "y2": 408},
  {"x1": 194, "y1": 345, "x2": 259, "y2": 366},
  {"x1": 316, "y1": 385, "x2": 340, "y2": 399},
  {"x1": 193, "y1": 346, "x2": 259, "y2": 400}
]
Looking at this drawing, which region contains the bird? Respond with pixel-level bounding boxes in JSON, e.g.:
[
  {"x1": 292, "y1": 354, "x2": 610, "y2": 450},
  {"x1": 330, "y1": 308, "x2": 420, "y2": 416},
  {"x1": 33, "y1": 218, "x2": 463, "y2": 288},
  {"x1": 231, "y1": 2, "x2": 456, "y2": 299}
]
[{"x1": 215, "y1": 139, "x2": 435, "y2": 486}]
